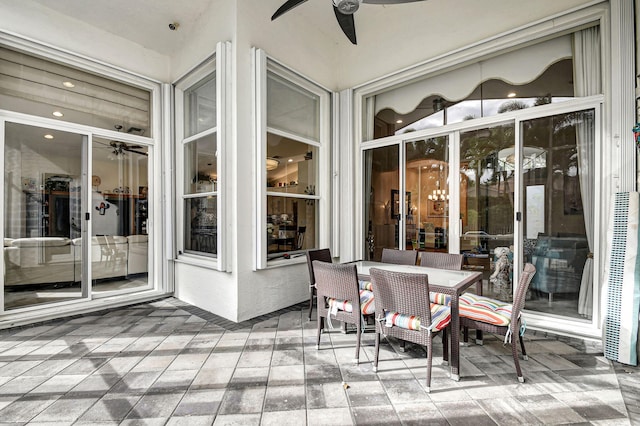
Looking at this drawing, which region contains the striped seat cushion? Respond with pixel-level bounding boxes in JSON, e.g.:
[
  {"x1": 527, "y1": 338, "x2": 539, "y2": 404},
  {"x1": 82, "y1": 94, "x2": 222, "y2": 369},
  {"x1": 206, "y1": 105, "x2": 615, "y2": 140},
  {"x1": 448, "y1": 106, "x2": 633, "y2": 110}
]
[
  {"x1": 359, "y1": 280, "x2": 373, "y2": 291},
  {"x1": 430, "y1": 292, "x2": 451, "y2": 306},
  {"x1": 359, "y1": 290, "x2": 375, "y2": 315},
  {"x1": 327, "y1": 297, "x2": 353, "y2": 314},
  {"x1": 384, "y1": 303, "x2": 450, "y2": 332},
  {"x1": 459, "y1": 293, "x2": 513, "y2": 326},
  {"x1": 327, "y1": 290, "x2": 376, "y2": 316}
]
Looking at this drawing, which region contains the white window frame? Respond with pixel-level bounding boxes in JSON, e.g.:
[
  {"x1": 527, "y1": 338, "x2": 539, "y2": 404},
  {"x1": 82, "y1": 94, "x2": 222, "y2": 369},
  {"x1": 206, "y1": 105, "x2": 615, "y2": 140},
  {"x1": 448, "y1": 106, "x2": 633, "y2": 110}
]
[
  {"x1": 174, "y1": 41, "x2": 231, "y2": 272},
  {"x1": 0, "y1": 31, "x2": 164, "y2": 315},
  {"x1": 253, "y1": 49, "x2": 331, "y2": 270}
]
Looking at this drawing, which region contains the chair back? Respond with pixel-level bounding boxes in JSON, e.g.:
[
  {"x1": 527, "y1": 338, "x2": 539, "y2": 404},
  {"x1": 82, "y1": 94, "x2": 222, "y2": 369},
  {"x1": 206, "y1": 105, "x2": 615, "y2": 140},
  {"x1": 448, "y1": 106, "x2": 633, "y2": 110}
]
[
  {"x1": 313, "y1": 261, "x2": 360, "y2": 313},
  {"x1": 369, "y1": 267, "x2": 432, "y2": 328},
  {"x1": 306, "y1": 248, "x2": 332, "y2": 286},
  {"x1": 511, "y1": 263, "x2": 536, "y2": 332},
  {"x1": 380, "y1": 248, "x2": 417, "y2": 265},
  {"x1": 419, "y1": 252, "x2": 464, "y2": 270}
]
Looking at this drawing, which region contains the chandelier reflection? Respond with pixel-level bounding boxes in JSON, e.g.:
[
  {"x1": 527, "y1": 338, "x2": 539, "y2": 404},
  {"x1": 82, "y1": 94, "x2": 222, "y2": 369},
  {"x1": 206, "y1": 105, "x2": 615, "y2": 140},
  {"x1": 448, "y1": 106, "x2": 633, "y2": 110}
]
[
  {"x1": 428, "y1": 178, "x2": 449, "y2": 216},
  {"x1": 428, "y1": 176, "x2": 449, "y2": 202}
]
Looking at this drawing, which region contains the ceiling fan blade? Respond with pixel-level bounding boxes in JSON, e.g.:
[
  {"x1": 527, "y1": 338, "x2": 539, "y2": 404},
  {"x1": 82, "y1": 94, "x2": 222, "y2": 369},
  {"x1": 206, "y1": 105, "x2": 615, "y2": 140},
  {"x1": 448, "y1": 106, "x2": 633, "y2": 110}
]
[
  {"x1": 272, "y1": 0, "x2": 309, "y2": 20},
  {"x1": 362, "y1": 0, "x2": 426, "y2": 4},
  {"x1": 333, "y1": 5, "x2": 357, "y2": 45}
]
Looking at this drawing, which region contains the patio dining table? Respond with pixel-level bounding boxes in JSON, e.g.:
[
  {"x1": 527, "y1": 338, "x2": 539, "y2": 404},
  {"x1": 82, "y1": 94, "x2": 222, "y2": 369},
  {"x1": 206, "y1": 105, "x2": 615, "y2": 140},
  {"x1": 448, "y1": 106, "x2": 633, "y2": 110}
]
[{"x1": 354, "y1": 260, "x2": 483, "y2": 381}]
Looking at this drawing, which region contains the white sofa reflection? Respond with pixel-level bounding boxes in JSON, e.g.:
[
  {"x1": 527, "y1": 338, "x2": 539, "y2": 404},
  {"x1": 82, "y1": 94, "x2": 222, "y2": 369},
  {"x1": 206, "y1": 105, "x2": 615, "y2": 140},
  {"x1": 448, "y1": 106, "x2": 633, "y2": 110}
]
[
  {"x1": 4, "y1": 235, "x2": 147, "y2": 286},
  {"x1": 126, "y1": 234, "x2": 148, "y2": 275},
  {"x1": 73, "y1": 236, "x2": 128, "y2": 280},
  {"x1": 4, "y1": 237, "x2": 75, "y2": 286}
]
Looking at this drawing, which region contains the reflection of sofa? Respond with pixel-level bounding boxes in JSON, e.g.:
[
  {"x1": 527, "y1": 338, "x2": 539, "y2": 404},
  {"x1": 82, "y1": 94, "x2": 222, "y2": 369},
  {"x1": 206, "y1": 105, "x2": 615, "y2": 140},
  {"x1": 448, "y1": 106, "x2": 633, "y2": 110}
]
[
  {"x1": 4, "y1": 237, "x2": 75, "y2": 286},
  {"x1": 4, "y1": 235, "x2": 147, "y2": 286},
  {"x1": 530, "y1": 236, "x2": 588, "y2": 301},
  {"x1": 73, "y1": 236, "x2": 128, "y2": 280},
  {"x1": 127, "y1": 235, "x2": 148, "y2": 275}
]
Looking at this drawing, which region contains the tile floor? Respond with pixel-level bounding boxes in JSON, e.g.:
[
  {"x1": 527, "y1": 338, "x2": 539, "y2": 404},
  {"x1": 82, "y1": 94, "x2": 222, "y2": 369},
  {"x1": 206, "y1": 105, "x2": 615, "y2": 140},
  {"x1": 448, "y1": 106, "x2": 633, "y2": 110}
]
[{"x1": 0, "y1": 297, "x2": 638, "y2": 425}]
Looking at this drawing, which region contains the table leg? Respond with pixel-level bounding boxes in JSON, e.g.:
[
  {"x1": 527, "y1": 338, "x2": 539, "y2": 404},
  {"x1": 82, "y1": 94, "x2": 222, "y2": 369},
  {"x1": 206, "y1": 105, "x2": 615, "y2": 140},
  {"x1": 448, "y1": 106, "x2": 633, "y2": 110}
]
[
  {"x1": 475, "y1": 278, "x2": 483, "y2": 344},
  {"x1": 450, "y1": 295, "x2": 460, "y2": 381}
]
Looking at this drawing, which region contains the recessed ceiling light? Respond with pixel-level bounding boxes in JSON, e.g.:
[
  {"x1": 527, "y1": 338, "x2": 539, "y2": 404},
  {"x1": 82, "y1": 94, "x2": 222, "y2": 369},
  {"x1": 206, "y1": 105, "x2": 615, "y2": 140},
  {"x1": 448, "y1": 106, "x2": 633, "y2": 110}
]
[
  {"x1": 288, "y1": 158, "x2": 293, "y2": 163},
  {"x1": 396, "y1": 119, "x2": 403, "y2": 124},
  {"x1": 52, "y1": 111, "x2": 64, "y2": 117},
  {"x1": 44, "y1": 134, "x2": 54, "y2": 139},
  {"x1": 62, "y1": 81, "x2": 75, "y2": 88},
  {"x1": 507, "y1": 92, "x2": 517, "y2": 98}
]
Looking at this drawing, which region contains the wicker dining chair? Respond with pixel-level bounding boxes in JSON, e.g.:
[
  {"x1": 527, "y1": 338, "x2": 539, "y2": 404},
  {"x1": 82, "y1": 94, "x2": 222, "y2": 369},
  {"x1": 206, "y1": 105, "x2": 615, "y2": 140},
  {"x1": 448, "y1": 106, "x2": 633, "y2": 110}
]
[
  {"x1": 419, "y1": 252, "x2": 464, "y2": 270},
  {"x1": 313, "y1": 261, "x2": 363, "y2": 363},
  {"x1": 306, "y1": 248, "x2": 333, "y2": 320},
  {"x1": 380, "y1": 248, "x2": 418, "y2": 265},
  {"x1": 460, "y1": 262, "x2": 536, "y2": 383},
  {"x1": 369, "y1": 268, "x2": 450, "y2": 392}
]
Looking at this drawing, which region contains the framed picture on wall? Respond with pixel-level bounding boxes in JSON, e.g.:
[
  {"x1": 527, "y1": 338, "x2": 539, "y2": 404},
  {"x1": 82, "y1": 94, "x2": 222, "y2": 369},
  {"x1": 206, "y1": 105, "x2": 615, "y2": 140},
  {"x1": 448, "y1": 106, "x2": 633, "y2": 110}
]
[{"x1": 428, "y1": 200, "x2": 448, "y2": 218}]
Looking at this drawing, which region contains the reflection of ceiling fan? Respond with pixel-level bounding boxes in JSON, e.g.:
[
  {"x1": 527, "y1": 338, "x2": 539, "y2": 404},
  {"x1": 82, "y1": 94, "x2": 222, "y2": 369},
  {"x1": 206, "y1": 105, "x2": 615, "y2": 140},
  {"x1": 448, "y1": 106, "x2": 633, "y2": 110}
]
[
  {"x1": 271, "y1": 0, "x2": 426, "y2": 45},
  {"x1": 109, "y1": 141, "x2": 148, "y2": 158}
]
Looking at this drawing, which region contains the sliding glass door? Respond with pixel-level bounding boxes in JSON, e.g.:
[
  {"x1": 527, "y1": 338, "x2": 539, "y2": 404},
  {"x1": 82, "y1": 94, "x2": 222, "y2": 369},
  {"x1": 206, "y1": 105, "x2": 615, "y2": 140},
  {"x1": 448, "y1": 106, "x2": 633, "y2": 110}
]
[
  {"x1": 91, "y1": 137, "x2": 149, "y2": 295},
  {"x1": 459, "y1": 124, "x2": 515, "y2": 300},
  {"x1": 363, "y1": 145, "x2": 399, "y2": 260},
  {"x1": 3, "y1": 122, "x2": 88, "y2": 310},
  {"x1": 2, "y1": 122, "x2": 152, "y2": 312},
  {"x1": 362, "y1": 108, "x2": 596, "y2": 322},
  {"x1": 521, "y1": 109, "x2": 594, "y2": 319},
  {"x1": 405, "y1": 136, "x2": 450, "y2": 252}
]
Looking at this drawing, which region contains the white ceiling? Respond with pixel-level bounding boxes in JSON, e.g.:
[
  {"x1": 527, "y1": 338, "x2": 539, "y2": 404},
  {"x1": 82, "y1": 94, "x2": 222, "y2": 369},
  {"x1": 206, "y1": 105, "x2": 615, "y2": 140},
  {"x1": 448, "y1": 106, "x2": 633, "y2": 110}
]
[
  {"x1": 29, "y1": 0, "x2": 216, "y2": 56},
  {"x1": 26, "y1": 0, "x2": 441, "y2": 56}
]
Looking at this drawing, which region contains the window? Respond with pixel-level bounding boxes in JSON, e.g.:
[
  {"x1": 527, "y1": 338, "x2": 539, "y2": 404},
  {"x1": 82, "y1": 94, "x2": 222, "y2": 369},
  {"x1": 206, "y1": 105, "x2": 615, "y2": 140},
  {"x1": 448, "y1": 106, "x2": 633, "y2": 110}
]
[
  {"x1": 175, "y1": 42, "x2": 230, "y2": 270},
  {"x1": 254, "y1": 51, "x2": 330, "y2": 268},
  {"x1": 357, "y1": 24, "x2": 602, "y2": 326},
  {"x1": 1, "y1": 37, "x2": 158, "y2": 312},
  {"x1": 0, "y1": 45, "x2": 152, "y2": 136},
  {"x1": 183, "y1": 75, "x2": 217, "y2": 258}
]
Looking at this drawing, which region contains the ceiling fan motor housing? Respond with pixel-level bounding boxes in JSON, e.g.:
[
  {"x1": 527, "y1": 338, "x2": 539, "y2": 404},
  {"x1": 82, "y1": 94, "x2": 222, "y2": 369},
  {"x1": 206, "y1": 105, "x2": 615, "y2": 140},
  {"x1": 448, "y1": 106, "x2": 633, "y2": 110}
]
[{"x1": 333, "y1": 0, "x2": 360, "y2": 14}]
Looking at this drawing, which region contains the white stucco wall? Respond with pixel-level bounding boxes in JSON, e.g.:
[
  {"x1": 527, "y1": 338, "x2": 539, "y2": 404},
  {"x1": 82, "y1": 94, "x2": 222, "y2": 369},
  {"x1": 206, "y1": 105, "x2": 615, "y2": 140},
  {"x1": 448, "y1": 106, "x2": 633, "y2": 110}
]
[
  {"x1": 169, "y1": 1, "x2": 235, "y2": 81},
  {"x1": 167, "y1": 1, "x2": 340, "y2": 322}
]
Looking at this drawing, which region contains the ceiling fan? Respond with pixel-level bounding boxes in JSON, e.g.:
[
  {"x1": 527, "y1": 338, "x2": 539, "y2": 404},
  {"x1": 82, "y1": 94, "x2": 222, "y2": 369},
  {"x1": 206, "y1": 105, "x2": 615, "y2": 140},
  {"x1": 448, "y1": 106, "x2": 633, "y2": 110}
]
[{"x1": 271, "y1": 0, "x2": 427, "y2": 45}]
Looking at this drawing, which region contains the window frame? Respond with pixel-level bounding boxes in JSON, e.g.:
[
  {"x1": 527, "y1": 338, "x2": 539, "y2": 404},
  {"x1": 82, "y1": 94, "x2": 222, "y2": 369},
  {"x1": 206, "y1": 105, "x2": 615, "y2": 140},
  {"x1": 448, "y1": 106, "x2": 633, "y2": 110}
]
[
  {"x1": 174, "y1": 42, "x2": 231, "y2": 271},
  {"x1": 352, "y1": 7, "x2": 608, "y2": 338},
  {"x1": 253, "y1": 49, "x2": 331, "y2": 269},
  {"x1": 0, "y1": 31, "x2": 163, "y2": 314}
]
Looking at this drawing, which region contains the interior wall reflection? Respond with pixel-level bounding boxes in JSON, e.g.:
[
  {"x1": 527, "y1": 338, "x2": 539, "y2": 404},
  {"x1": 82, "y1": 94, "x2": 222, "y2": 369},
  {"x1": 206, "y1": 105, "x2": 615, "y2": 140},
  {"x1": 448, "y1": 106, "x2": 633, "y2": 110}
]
[
  {"x1": 3, "y1": 123, "x2": 86, "y2": 309},
  {"x1": 364, "y1": 145, "x2": 399, "y2": 261}
]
